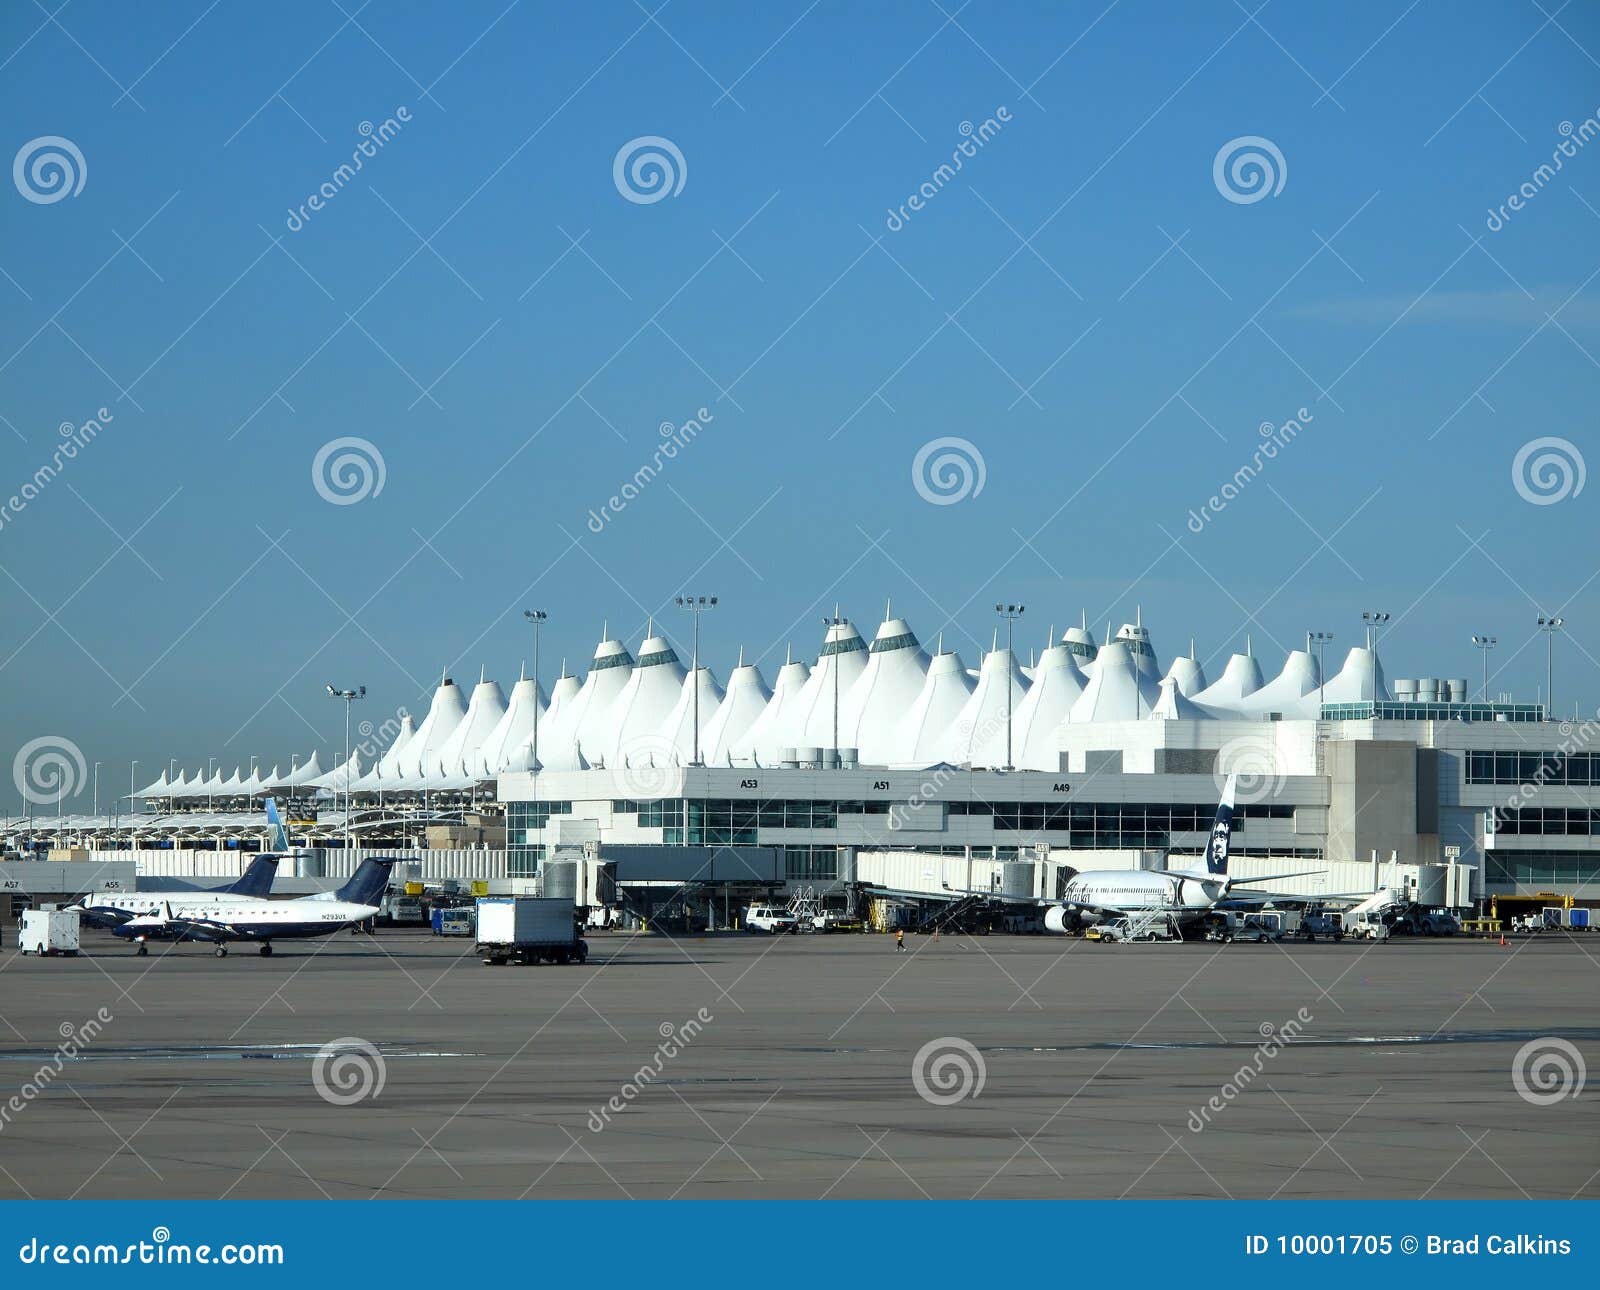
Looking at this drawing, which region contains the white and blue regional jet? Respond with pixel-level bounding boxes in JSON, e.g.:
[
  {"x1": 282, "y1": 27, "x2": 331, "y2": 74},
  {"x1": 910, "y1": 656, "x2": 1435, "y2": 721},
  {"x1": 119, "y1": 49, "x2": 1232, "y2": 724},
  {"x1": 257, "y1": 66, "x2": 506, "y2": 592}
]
[{"x1": 111, "y1": 857, "x2": 398, "y2": 958}]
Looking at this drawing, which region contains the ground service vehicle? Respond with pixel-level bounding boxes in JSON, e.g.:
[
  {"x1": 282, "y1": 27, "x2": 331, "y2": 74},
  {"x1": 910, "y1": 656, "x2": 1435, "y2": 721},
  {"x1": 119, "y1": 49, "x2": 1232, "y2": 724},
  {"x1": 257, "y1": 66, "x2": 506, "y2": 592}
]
[
  {"x1": 18, "y1": 909, "x2": 81, "y2": 956},
  {"x1": 476, "y1": 897, "x2": 587, "y2": 965},
  {"x1": 743, "y1": 904, "x2": 799, "y2": 933}
]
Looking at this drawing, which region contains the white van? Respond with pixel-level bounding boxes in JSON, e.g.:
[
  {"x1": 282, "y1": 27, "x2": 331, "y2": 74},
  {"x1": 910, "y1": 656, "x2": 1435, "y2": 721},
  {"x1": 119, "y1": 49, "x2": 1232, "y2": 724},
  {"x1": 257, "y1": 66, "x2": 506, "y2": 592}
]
[
  {"x1": 743, "y1": 904, "x2": 798, "y2": 934},
  {"x1": 19, "y1": 909, "x2": 81, "y2": 956}
]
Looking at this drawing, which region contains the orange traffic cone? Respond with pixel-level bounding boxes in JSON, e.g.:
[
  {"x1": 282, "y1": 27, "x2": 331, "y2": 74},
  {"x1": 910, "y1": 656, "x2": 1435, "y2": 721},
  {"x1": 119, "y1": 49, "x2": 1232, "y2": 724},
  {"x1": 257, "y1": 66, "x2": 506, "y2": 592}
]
[{"x1": 1499, "y1": 933, "x2": 1507, "y2": 947}]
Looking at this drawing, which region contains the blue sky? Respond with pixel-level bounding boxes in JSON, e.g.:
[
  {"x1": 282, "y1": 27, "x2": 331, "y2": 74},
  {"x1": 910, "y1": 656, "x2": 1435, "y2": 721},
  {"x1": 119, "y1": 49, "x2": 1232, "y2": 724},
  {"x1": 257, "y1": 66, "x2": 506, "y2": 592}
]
[{"x1": 2, "y1": 0, "x2": 1597, "y2": 808}]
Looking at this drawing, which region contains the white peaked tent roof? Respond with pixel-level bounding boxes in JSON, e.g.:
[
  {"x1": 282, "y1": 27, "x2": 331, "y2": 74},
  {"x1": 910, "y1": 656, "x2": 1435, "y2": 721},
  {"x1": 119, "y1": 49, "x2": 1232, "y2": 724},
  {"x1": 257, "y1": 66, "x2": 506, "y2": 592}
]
[
  {"x1": 1320, "y1": 646, "x2": 1390, "y2": 704},
  {"x1": 479, "y1": 672, "x2": 543, "y2": 776},
  {"x1": 1150, "y1": 675, "x2": 1208, "y2": 721},
  {"x1": 508, "y1": 667, "x2": 580, "y2": 771},
  {"x1": 1114, "y1": 612, "x2": 1161, "y2": 682},
  {"x1": 433, "y1": 671, "x2": 507, "y2": 779},
  {"x1": 702, "y1": 655, "x2": 771, "y2": 763},
  {"x1": 1012, "y1": 642, "x2": 1088, "y2": 770},
  {"x1": 944, "y1": 645, "x2": 1028, "y2": 768},
  {"x1": 1069, "y1": 640, "x2": 1162, "y2": 723},
  {"x1": 735, "y1": 653, "x2": 811, "y2": 765},
  {"x1": 607, "y1": 633, "x2": 686, "y2": 765},
  {"x1": 1165, "y1": 646, "x2": 1207, "y2": 696},
  {"x1": 237, "y1": 765, "x2": 272, "y2": 796},
  {"x1": 315, "y1": 750, "x2": 363, "y2": 793},
  {"x1": 544, "y1": 634, "x2": 634, "y2": 769},
  {"x1": 281, "y1": 753, "x2": 325, "y2": 787},
  {"x1": 844, "y1": 615, "x2": 930, "y2": 765},
  {"x1": 1062, "y1": 620, "x2": 1098, "y2": 676},
  {"x1": 396, "y1": 676, "x2": 469, "y2": 780},
  {"x1": 789, "y1": 620, "x2": 869, "y2": 749},
  {"x1": 134, "y1": 769, "x2": 171, "y2": 797},
  {"x1": 1235, "y1": 649, "x2": 1322, "y2": 718},
  {"x1": 1190, "y1": 643, "x2": 1267, "y2": 713},
  {"x1": 658, "y1": 666, "x2": 727, "y2": 763},
  {"x1": 375, "y1": 715, "x2": 416, "y2": 776},
  {"x1": 889, "y1": 645, "x2": 974, "y2": 765}
]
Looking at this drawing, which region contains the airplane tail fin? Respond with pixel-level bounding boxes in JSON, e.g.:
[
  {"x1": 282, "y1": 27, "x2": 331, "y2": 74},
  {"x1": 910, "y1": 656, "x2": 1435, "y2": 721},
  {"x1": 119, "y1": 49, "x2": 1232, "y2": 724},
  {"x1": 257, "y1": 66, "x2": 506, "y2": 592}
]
[
  {"x1": 1178, "y1": 772, "x2": 1236, "y2": 879},
  {"x1": 265, "y1": 797, "x2": 292, "y2": 853},
  {"x1": 334, "y1": 858, "x2": 398, "y2": 907},
  {"x1": 227, "y1": 854, "x2": 280, "y2": 897}
]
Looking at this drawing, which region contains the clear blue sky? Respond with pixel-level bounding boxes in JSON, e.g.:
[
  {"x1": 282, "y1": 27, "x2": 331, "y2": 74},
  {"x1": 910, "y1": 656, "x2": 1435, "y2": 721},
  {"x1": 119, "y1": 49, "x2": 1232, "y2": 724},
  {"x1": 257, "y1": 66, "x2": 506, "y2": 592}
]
[{"x1": 2, "y1": 1, "x2": 1597, "y2": 808}]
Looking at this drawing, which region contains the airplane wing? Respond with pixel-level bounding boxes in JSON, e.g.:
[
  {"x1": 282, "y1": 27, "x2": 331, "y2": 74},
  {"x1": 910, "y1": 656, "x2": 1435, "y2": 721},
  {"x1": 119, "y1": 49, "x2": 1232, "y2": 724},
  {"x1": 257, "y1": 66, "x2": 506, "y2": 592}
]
[
  {"x1": 159, "y1": 914, "x2": 258, "y2": 944},
  {"x1": 1219, "y1": 889, "x2": 1383, "y2": 908}
]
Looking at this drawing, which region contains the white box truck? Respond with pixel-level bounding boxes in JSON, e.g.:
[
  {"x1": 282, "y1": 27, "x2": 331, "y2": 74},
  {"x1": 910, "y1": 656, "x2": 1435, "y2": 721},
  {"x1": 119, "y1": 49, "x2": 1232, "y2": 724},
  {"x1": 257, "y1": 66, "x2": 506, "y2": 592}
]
[
  {"x1": 476, "y1": 896, "x2": 587, "y2": 966},
  {"x1": 19, "y1": 909, "x2": 81, "y2": 956}
]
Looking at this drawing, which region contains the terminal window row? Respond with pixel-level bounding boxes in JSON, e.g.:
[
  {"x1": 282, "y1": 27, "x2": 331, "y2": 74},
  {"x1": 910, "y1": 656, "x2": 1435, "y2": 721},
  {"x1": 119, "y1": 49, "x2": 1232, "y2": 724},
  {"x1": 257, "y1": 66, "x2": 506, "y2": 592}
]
[
  {"x1": 1484, "y1": 851, "x2": 1600, "y2": 884},
  {"x1": 1466, "y1": 751, "x2": 1600, "y2": 786},
  {"x1": 1489, "y1": 808, "x2": 1600, "y2": 836}
]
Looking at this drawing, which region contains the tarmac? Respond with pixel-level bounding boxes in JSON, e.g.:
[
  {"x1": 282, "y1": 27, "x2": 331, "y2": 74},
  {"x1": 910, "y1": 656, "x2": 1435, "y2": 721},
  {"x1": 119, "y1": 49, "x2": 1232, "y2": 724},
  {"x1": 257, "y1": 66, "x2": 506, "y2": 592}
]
[{"x1": 0, "y1": 927, "x2": 1595, "y2": 1199}]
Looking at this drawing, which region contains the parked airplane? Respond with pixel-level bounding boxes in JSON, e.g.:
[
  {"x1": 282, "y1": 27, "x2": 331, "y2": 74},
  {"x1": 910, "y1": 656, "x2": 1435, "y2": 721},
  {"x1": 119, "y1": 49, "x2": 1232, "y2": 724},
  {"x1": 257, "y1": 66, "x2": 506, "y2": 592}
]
[
  {"x1": 111, "y1": 858, "x2": 398, "y2": 957},
  {"x1": 1032, "y1": 774, "x2": 1341, "y2": 933},
  {"x1": 77, "y1": 854, "x2": 280, "y2": 929},
  {"x1": 74, "y1": 799, "x2": 295, "y2": 929}
]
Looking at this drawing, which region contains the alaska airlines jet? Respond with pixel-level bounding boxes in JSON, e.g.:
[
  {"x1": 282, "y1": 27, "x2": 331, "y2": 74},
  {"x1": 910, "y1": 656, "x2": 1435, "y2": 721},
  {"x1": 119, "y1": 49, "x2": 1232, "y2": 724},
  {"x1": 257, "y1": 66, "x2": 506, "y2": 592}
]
[
  {"x1": 1035, "y1": 774, "x2": 1325, "y2": 933},
  {"x1": 112, "y1": 858, "x2": 397, "y2": 957}
]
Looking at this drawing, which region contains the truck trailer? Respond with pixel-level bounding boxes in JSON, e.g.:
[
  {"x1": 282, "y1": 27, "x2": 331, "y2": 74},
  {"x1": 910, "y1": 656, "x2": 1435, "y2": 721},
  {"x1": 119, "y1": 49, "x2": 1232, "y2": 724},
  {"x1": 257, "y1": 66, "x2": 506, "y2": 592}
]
[{"x1": 476, "y1": 897, "x2": 587, "y2": 965}]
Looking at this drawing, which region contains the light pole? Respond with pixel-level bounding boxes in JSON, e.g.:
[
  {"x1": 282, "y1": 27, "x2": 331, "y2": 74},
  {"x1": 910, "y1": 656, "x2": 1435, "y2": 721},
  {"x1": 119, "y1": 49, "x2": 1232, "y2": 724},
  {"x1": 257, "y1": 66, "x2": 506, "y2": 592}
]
[
  {"x1": 523, "y1": 610, "x2": 547, "y2": 775},
  {"x1": 1310, "y1": 631, "x2": 1334, "y2": 709},
  {"x1": 1537, "y1": 616, "x2": 1564, "y2": 717},
  {"x1": 996, "y1": 604, "x2": 1025, "y2": 770},
  {"x1": 327, "y1": 684, "x2": 365, "y2": 852},
  {"x1": 168, "y1": 758, "x2": 177, "y2": 815},
  {"x1": 823, "y1": 612, "x2": 849, "y2": 763},
  {"x1": 1362, "y1": 610, "x2": 1390, "y2": 653},
  {"x1": 92, "y1": 762, "x2": 100, "y2": 819},
  {"x1": 128, "y1": 760, "x2": 137, "y2": 849},
  {"x1": 1471, "y1": 634, "x2": 1498, "y2": 703},
  {"x1": 207, "y1": 757, "x2": 217, "y2": 812},
  {"x1": 676, "y1": 596, "x2": 717, "y2": 765}
]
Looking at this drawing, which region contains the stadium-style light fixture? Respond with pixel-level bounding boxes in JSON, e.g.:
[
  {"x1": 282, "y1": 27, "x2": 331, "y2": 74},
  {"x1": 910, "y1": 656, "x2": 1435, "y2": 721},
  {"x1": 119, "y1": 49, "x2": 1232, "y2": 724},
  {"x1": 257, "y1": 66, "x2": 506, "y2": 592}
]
[
  {"x1": 996, "y1": 604, "x2": 1026, "y2": 770},
  {"x1": 326, "y1": 684, "x2": 366, "y2": 853},
  {"x1": 677, "y1": 596, "x2": 717, "y2": 765}
]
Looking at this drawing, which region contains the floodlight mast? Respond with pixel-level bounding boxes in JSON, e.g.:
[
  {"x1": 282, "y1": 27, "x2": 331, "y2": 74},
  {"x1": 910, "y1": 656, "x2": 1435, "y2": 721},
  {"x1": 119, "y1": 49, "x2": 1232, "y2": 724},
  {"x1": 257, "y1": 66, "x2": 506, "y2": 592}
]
[{"x1": 327, "y1": 684, "x2": 365, "y2": 852}]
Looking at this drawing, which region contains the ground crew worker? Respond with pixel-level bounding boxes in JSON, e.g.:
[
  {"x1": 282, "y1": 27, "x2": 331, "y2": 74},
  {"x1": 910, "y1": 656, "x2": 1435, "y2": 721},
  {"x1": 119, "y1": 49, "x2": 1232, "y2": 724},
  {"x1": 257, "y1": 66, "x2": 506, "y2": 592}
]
[{"x1": 895, "y1": 927, "x2": 906, "y2": 952}]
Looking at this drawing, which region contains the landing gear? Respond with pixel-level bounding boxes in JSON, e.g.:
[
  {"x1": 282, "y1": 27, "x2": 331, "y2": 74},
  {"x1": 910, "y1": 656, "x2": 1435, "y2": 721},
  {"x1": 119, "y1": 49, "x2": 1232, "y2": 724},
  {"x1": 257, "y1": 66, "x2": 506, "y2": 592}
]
[
  {"x1": 258, "y1": 943, "x2": 273, "y2": 957},
  {"x1": 214, "y1": 945, "x2": 228, "y2": 958},
  {"x1": 136, "y1": 943, "x2": 148, "y2": 956}
]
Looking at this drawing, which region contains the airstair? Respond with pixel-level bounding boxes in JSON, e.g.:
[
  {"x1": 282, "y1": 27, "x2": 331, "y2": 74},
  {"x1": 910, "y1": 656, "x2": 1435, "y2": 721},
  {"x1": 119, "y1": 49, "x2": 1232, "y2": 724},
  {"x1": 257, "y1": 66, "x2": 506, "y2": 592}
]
[{"x1": 1100, "y1": 906, "x2": 1184, "y2": 942}]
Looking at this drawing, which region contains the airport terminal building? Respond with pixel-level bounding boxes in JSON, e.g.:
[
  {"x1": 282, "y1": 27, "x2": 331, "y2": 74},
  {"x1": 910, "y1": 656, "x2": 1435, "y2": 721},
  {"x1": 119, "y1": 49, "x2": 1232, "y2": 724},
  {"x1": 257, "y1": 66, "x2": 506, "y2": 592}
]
[{"x1": 12, "y1": 611, "x2": 1600, "y2": 914}]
